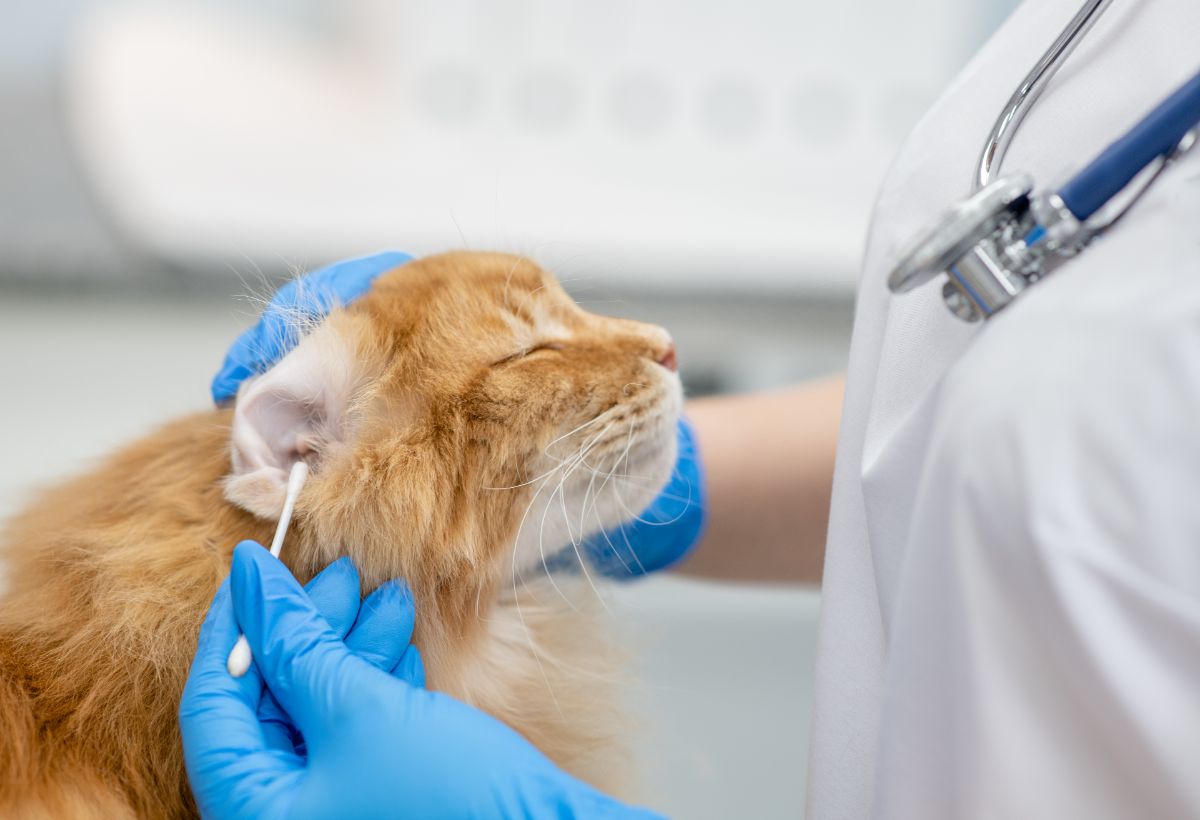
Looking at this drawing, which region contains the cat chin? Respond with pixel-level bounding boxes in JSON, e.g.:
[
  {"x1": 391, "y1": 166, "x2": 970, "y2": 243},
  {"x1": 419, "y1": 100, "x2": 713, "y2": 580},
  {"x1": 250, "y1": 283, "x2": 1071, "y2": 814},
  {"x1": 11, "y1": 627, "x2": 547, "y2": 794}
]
[{"x1": 509, "y1": 432, "x2": 678, "y2": 575}]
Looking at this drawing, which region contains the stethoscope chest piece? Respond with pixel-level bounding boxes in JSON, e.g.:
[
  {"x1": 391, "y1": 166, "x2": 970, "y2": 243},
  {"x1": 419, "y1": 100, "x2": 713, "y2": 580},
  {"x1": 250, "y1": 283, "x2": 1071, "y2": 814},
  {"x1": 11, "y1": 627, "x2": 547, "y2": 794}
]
[{"x1": 887, "y1": 175, "x2": 1035, "y2": 322}]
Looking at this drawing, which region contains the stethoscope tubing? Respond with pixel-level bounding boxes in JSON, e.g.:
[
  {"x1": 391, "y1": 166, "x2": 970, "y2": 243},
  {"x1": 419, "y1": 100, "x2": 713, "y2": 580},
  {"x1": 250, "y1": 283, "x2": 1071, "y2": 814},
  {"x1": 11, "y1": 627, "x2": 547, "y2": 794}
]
[
  {"x1": 974, "y1": 0, "x2": 1115, "y2": 192},
  {"x1": 1058, "y1": 70, "x2": 1200, "y2": 220}
]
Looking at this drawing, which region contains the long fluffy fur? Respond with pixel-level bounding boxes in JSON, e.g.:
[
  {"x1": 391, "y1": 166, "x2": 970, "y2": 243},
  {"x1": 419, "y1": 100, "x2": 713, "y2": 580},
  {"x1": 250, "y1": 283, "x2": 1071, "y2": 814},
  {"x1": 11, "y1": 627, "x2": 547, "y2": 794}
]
[{"x1": 0, "y1": 252, "x2": 679, "y2": 818}]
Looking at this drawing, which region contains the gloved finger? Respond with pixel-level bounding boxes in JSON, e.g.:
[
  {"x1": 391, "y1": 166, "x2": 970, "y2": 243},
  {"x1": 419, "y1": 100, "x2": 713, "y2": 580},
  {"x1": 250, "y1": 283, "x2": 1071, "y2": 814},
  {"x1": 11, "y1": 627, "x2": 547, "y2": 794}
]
[
  {"x1": 257, "y1": 690, "x2": 302, "y2": 754},
  {"x1": 343, "y1": 579, "x2": 417, "y2": 671},
  {"x1": 296, "y1": 250, "x2": 413, "y2": 308},
  {"x1": 230, "y1": 541, "x2": 367, "y2": 734},
  {"x1": 180, "y1": 578, "x2": 299, "y2": 805},
  {"x1": 255, "y1": 556, "x2": 362, "y2": 748},
  {"x1": 393, "y1": 644, "x2": 426, "y2": 688},
  {"x1": 303, "y1": 556, "x2": 362, "y2": 638}
]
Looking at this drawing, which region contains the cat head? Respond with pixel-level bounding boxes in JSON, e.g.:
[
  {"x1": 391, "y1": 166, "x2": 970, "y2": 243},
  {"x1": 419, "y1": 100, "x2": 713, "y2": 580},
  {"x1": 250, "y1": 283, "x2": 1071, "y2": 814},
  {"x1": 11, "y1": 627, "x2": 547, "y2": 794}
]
[{"x1": 224, "y1": 251, "x2": 681, "y2": 599}]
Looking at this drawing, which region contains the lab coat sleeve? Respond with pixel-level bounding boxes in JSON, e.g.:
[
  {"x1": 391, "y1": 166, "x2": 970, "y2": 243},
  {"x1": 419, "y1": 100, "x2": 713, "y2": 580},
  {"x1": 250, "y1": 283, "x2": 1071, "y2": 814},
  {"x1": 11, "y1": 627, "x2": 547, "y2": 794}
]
[{"x1": 870, "y1": 257, "x2": 1200, "y2": 819}]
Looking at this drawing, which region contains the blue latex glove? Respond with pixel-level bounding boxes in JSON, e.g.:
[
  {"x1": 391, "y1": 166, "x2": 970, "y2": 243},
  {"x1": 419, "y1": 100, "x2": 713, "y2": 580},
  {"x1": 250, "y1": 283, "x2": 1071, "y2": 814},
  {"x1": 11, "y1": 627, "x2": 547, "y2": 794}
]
[
  {"x1": 211, "y1": 251, "x2": 414, "y2": 405},
  {"x1": 181, "y1": 544, "x2": 425, "y2": 806},
  {"x1": 248, "y1": 553, "x2": 424, "y2": 755},
  {"x1": 212, "y1": 251, "x2": 707, "y2": 576},
  {"x1": 180, "y1": 542, "x2": 661, "y2": 820}
]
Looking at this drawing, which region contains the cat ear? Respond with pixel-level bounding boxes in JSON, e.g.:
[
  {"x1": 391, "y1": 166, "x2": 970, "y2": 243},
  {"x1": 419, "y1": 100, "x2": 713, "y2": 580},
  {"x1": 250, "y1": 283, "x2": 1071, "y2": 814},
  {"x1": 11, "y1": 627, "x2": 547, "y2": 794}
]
[{"x1": 225, "y1": 331, "x2": 359, "y2": 518}]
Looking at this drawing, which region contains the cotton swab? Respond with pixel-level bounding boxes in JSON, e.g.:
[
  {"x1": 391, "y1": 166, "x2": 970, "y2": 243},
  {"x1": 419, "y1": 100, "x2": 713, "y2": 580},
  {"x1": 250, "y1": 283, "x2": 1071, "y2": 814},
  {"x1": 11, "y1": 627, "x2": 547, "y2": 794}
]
[{"x1": 227, "y1": 461, "x2": 310, "y2": 677}]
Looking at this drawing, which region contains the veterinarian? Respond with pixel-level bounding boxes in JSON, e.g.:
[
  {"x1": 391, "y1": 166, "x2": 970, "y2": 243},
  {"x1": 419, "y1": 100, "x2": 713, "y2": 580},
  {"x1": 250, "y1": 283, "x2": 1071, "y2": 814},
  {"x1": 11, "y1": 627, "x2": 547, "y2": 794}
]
[{"x1": 181, "y1": 0, "x2": 1200, "y2": 816}]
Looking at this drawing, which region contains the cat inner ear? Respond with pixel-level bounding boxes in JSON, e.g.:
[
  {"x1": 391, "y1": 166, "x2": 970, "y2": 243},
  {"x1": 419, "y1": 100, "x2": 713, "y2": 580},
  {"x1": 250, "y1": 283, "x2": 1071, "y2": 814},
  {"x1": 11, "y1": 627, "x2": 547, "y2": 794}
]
[{"x1": 225, "y1": 329, "x2": 359, "y2": 519}]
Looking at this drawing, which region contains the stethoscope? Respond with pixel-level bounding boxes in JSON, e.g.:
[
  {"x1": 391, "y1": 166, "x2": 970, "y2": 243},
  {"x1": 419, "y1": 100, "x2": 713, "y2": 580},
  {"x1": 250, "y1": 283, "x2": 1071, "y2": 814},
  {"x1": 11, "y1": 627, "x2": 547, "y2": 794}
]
[{"x1": 888, "y1": 0, "x2": 1200, "y2": 322}]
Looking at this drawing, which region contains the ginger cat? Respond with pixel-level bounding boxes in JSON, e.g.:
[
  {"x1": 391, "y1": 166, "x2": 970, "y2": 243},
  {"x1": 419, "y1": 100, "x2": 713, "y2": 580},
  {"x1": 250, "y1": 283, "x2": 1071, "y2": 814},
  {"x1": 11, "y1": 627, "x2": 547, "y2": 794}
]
[{"x1": 0, "y1": 252, "x2": 682, "y2": 819}]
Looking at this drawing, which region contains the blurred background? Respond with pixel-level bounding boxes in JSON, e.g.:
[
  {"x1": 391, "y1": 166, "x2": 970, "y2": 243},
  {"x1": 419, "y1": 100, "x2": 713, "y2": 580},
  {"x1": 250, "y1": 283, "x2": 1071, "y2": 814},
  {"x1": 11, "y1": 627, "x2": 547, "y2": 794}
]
[{"x1": 1, "y1": 0, "x2": 1019, "y2": 816}]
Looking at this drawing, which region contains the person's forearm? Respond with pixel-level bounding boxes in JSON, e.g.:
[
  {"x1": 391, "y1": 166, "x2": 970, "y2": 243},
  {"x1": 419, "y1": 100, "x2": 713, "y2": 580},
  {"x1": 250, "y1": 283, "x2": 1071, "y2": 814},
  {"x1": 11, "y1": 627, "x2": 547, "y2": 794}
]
[{"x1": 677, "y1": 375, "x2": 843, "y2": 584}]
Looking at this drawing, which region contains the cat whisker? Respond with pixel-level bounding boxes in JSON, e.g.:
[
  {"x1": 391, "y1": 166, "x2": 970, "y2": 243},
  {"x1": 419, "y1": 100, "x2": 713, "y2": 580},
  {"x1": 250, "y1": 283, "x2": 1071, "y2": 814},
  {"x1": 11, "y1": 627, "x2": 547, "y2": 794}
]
[
  {"x1": 569, "y1": 422, "x2": 643, "y2": 578},
  {"x1": 539, "y1": 423, "x2": 617, "y2": 610},
  {"x1": 553, "y1": 471, "x2": 610, "y2": 614},
  {"x1": 611, "y1": 421, "x2": 654, "y2": 575},
  {"x1": 486, "y1": 409, "x2": 620, "y2": 491},
  {"x1": 538, "y1": 476, "x2": 582, "y2": 614},
  {"x1": 507, "y1": 418, "x2": 611, "y2": 595},
  {"x1": 502, "y1": 256, "x2": 522, "y2": 313},
  {"x1": 579, "y1": 444, "x2": 649, "y2": 579},
  {"x1": 484, "y1": 461, "x2": 572, "y2": 492},
  {"x1": 501, "y1": 406, "x2": 667, "y2": 707},
  {"x1": 509, "y1": 415, "x2": 622, "y2": 704},
  {"x1": 574, "y1": 442, "x2": 628, "y2": 536},
  {"x1": 449, "y1": 209, "x2": 472, "y2": 251},
  {"x1": 511, "y1": 465, "x2": 565, "y2": 594},
  {"x1": 543, "y1": 409, "x2": 619, "y2": 460},
  {"x1": 608, "y1": 467, "x2": 697, "y2": 528},
  {"x1": 509, "y1": 467, "x2": 569, "y2": 722},
  {"x1": 578, "y1": 459, "x2": 602, "y2": 547},
  {"x1": 225, "y1": 254, "x2": 272, "y2": 314},
  {"x1": 511, "y1": 418, "x2": 613, "y2": 629},
  {"x1": 587, "y1": 504, "x2": 637, "y2": 577}
]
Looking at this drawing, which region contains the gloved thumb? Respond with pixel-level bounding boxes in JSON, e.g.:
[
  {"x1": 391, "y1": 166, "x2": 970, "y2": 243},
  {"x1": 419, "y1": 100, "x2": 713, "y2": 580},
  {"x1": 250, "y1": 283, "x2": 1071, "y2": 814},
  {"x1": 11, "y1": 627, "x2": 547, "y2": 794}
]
[{"x1": 229, "y1": 540, "x2": 363, "y2": 735}]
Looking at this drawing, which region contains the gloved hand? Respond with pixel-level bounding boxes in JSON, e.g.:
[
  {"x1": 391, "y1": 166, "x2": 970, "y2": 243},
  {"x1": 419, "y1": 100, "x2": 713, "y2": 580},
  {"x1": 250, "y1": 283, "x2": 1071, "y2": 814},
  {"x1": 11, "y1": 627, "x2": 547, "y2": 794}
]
[
  {"x1": 212, "y1": 251, "x2": 706, "y2": 577},
  {"x1": 180, "y1": 541, "x2": 661, "y2": 820},
  {"x1": 181, "y1": 543, "x2": 424, "y2": 808},
  {"x1": 246, "y1": 552, "x2": 424, "y2": 755}
]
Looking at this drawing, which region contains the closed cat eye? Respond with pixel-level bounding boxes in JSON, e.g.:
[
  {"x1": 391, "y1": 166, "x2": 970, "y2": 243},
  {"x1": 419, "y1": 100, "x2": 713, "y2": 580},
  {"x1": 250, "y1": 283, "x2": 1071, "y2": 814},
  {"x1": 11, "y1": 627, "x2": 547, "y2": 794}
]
[{"x1": 491, "y1": 341, "x2": 565, "y2": 367}]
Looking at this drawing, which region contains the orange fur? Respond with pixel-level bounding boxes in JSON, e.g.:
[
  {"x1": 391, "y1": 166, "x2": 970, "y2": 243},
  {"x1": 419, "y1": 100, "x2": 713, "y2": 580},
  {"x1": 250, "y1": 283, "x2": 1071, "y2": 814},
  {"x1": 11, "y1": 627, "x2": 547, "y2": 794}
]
[{"x1": 0, "y1": 252, "x2": 680, "y2": 818}]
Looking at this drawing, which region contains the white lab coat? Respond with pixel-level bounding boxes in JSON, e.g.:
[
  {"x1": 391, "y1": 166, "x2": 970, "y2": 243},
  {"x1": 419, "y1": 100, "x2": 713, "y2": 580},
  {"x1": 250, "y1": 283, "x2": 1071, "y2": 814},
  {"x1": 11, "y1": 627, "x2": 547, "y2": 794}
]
[{"x1": 808, "y1": 0, "x2": 1200, "y2": 817}]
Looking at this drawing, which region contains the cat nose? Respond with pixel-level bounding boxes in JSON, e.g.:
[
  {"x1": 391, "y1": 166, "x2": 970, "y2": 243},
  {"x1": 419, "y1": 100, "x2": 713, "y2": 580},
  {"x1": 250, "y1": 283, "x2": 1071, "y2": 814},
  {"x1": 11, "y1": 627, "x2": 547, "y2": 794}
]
[{"x1": 657, "y1": 343, "x2": 677, "y2": 373}]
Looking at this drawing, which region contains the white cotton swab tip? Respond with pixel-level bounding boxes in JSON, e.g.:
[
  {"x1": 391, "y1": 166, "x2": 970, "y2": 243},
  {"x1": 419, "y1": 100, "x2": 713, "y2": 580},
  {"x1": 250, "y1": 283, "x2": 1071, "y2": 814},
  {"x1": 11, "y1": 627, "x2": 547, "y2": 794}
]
[
  {"x1": 227, "y1": 461, "x2": 310, "y2": 677},
  {"x1": 226, "y1": 633, "x2": 254, "y2": 679}
]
